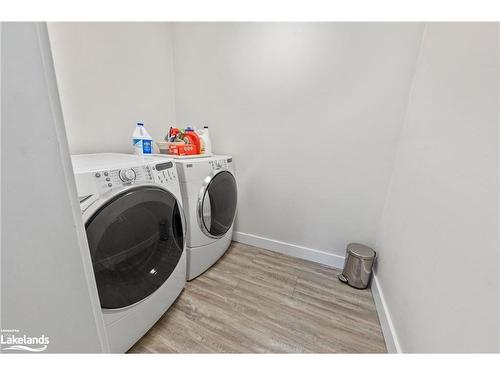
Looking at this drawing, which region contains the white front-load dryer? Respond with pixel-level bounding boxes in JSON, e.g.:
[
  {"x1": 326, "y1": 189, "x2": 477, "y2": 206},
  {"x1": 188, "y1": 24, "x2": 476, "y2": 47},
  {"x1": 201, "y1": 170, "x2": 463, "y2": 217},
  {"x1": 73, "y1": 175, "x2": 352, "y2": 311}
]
[
  {"x1": 72, "y1": 153, "x2": 186, "y2": 353},
  {"x1": 174, "y1": 155, "x2": 237, "y2": 280}
]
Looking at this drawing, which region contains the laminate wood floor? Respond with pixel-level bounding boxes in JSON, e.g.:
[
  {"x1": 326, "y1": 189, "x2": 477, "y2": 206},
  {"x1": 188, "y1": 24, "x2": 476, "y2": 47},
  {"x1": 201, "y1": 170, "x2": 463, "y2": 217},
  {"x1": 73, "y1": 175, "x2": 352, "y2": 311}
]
[{"x1": 129, "y1": 242, "x2": 387, "y2": 353}]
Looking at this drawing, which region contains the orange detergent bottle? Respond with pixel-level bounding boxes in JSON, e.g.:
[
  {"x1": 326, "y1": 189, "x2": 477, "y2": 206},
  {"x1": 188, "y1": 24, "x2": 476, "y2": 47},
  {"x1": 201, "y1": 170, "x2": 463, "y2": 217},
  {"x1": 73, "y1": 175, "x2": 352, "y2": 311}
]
[
  {"x1": 182, "y1": 129, "x2": 201, "y2": 154},
  {"x1": 167, "y1": 128, "x2": 201, "y2": 155}
]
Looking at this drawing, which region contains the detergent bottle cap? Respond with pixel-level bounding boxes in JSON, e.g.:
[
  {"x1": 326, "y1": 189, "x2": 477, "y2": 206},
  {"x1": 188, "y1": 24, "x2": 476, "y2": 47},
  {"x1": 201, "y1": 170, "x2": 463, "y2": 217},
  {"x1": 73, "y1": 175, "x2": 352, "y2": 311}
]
[{"x1": 137, "y1": 122, "x2": 144, "y2": 126}]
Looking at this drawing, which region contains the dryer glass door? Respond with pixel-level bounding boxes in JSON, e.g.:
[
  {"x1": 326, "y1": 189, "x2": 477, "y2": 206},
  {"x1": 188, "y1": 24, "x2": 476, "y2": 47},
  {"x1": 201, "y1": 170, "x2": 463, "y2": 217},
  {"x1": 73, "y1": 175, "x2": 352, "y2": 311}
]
[
  {"x1": 85, "y1": 187, "x2": 184, "y2": 309},
  {"x1": 200, "y1": 171, "x2": 237, "y2": 238}
]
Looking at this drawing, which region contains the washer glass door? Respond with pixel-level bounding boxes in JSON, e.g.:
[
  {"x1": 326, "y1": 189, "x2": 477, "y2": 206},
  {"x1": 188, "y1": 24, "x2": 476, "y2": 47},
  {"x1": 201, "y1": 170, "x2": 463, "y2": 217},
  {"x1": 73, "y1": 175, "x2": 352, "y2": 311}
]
[
  {"x1": 85, "y1": 187, "x2": 184, "y2": 309},
  {"x1": 200, "y1": 171, "x2": 237, "y2": 238}
]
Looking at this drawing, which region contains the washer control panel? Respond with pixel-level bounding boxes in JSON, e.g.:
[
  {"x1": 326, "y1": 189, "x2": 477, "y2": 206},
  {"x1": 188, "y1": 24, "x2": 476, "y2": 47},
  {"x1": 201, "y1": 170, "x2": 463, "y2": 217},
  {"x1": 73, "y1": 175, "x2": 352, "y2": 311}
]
[
  {"x1": 92, "y1": 161, "x2": 178, "y2": 195},
  {"x1": 151, "y1": 161, "x2": 177, "y2": 185}
]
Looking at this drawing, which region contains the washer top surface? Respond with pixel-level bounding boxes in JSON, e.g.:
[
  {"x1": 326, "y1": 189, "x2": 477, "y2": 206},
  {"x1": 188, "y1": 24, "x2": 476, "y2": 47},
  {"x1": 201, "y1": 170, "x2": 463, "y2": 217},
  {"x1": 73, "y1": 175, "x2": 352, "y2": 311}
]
[{"x1": 72, "y1": 153, "x2": 173, "y2": 174}]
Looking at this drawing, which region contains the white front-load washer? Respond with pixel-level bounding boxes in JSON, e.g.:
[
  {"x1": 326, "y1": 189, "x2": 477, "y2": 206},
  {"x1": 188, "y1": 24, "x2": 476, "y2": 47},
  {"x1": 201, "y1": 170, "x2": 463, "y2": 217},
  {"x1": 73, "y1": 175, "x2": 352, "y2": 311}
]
[
  {"x1": 174, "y1": 155, "x2": 237, "y2": 280},
  {"x1": 72, "y1": 153, "x2": 186, "y2": 353}
]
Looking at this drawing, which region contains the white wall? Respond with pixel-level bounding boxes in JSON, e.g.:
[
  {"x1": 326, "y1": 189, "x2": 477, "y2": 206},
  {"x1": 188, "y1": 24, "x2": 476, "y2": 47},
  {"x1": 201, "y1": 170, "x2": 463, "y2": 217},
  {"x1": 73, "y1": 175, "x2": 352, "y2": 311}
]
[
  {"x1": 47, "y1": 22, "x2": 176, "y2": 154},
  {"x1": 1, "y1": 23, "x2": 107, "y2": 353},
  {"x1": 172, "y1": 23, "x2": 423, "y2": 260},
  {"x1": 42, "y1": 23, "x2": 500, "y2": 352},
  {"x1": 375, "y1": 23, "x2": 499, "y2": 353}
]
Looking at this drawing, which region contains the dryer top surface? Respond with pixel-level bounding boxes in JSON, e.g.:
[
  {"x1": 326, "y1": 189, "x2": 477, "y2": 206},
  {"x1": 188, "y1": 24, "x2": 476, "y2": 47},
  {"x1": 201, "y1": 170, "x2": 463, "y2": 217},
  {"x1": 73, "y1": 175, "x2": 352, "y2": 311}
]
[{"x1": 174, "y1": 154, "x2": 231, "y2": 165}]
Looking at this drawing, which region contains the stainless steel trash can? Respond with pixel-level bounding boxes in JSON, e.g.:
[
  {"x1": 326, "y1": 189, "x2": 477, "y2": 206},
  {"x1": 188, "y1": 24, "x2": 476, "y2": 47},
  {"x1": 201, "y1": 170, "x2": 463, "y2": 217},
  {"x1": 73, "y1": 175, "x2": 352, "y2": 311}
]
[{"x1": 338, "y1": 243, "x2": 376, "y2": 289}]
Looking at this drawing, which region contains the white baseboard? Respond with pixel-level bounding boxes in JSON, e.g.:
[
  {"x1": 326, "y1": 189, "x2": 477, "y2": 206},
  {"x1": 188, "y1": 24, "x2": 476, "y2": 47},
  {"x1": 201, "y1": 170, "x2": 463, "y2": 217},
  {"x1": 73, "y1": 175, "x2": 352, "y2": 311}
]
[
  {"x1": 232, "y1": 231, "x2": 345, "y2": 269},
  {"x1": 370, "y1": 272, "x2": 401, "y2": 353}
]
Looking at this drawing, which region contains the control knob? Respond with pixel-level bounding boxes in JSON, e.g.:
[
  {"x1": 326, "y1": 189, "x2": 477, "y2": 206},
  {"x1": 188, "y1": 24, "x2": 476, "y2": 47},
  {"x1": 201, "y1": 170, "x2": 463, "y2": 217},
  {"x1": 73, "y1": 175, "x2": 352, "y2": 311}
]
[{"x1": 119, "y1": 168, "x2": 136, "y2": 183}]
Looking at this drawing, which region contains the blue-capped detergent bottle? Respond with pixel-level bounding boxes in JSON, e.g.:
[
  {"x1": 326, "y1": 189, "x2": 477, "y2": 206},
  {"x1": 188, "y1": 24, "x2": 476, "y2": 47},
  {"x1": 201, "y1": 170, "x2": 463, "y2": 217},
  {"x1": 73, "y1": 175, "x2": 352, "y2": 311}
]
[{"x1": 132, "y1": 122, "x2": 153, "y2": 155}]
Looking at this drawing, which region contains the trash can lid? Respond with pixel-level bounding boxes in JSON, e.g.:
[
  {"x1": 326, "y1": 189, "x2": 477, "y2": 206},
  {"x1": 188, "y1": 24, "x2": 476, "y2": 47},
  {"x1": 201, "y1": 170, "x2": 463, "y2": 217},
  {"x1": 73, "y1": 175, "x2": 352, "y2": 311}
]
[{"x1": 347, "y1": 243, "x2": 376, "y2": 259}]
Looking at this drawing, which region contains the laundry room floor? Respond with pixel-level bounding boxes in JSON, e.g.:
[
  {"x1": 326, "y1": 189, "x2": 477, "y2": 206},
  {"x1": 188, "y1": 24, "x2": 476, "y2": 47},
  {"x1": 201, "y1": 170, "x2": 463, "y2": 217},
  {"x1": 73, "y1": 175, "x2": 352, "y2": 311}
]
[{"x1": 128, "y1": 242, "x2": 387, "y2": 353}]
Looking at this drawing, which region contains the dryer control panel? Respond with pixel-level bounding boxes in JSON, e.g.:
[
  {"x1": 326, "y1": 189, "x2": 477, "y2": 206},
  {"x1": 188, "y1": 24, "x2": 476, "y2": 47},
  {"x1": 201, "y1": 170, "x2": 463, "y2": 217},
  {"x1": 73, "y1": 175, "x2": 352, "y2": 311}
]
[
  {"x1": 92, "y1": 161, "x2": 178, "y2": 195},
  {"x1": 209, "y1": 158, "x2": 232, "y2": 172}
]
